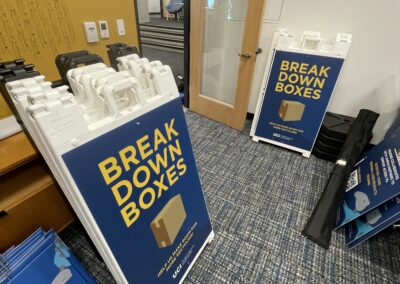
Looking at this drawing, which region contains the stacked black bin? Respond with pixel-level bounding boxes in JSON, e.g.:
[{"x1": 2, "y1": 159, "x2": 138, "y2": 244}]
[
  {"x1": 312, "y1": 112, "x2": 355, "y2": 162},
  {"x1": 106, "y1": 43, "x2": 140, "y2": 71},
  {"x1": 0, "y1": 58, "x2": 45, "y2": 152},
  {"x1": 0, "y1": 59, "x2": 39, "y2": 82},
  {"x1": 55, "y1": 51, "x2": 103, "y2": 87},
  {"x1": 0, "y1": 59, "x2": 41, "y2": 125}
]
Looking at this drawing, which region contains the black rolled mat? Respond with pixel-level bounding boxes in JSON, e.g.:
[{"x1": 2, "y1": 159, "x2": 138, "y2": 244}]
[{"x1": 302, "y1": 109, "x2": 379, "y2": 248}]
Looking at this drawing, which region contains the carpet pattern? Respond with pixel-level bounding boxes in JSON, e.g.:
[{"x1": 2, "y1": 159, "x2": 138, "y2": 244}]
[{"x1": 61, "y1": 110, "x2": 400, "y2": 283}]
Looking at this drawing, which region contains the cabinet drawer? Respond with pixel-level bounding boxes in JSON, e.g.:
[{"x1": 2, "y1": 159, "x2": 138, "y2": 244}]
[
  {"x1": 0, "y1": 164, "x2": 75, "y2": 252},
  {"x1": 0, "y1": 132, "x2": 36, "y2": 176}
]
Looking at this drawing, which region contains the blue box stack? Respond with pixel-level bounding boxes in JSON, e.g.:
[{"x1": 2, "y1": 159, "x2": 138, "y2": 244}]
[{"x1": 0, "y1": 228, "x2": 95, "y2": 284}]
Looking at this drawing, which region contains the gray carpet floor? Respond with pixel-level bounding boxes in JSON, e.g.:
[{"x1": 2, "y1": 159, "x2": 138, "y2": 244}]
[
  {"x1": 142, "y1": 47, "x2": 183, "y2": 85},
  {"x1": 61, "y1": 110, "x2": 400, "y2": 283},
  {"x1": 146, "y1": 15, "x2": 184, "y2": 29}
]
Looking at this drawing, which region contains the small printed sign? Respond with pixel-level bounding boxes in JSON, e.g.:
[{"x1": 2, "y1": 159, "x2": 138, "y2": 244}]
[{"x1": 253, "y1": 50, "x2": 345, "y2": 156}]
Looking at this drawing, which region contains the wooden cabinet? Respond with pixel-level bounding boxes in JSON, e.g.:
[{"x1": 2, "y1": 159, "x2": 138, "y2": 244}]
[
  {"x1": 0, "y1": 132, "x2": 36, "y2": 175},
  {"x1": 0, "y1": 133, "x2": 75, "y2": 252}
]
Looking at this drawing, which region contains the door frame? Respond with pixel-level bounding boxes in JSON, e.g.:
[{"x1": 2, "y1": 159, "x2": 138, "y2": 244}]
[
  {"x1": 133, "y1": 0, "x2": 143, "y2": 55},
  {"x1": 183, "y1": 0, "x2": 190, "y2": 108},
  {"x1": 189, "y1": 0, "x2": 266, "y2": 131}
]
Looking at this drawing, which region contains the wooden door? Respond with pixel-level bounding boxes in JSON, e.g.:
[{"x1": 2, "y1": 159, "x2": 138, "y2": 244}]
[{"x1": 189, "y1": 0, "x2": 265, "y2": 130}]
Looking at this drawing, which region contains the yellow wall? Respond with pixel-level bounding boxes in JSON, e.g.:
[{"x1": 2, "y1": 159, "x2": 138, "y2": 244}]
[
  {"x1": 0, "y1": 0, "x2": 139, "y2": 81},
  {"x1": 0, "y1": 96, "x2": 11, "y2": 119},
  {"x1": 0, "y1": 0, "x2": 139, "y2": 116}
]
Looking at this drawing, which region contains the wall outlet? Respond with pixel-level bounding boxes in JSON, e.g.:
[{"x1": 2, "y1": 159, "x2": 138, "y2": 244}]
[
  {"x1": 83, "y1": 21, "x2": 99, "y2": 43},
  {"x1": 98, "y1": 20, "x2": 110, "y2": 38},
  {"x1": 116, "y1": 19, "x2": 126, "y2": 36}
]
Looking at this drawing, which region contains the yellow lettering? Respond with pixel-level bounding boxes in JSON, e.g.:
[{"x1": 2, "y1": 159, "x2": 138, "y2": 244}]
[
  {"x1": 299, "y1": 75, "x2": 315, "y2": 87},
  {"x1": 154, "y1": 128, "x2": 168, "y2": 151},
  {"x1": 165, "y1": 119, "x2": 179, "y2": 141},
  {"x1": 139, "y1": 187, "x2": 156, "y2": 209},
  {"x1": 294, "y1": 86, "x2": 304, "y2": 96},
  {"x1": 319, "y1": 66, "x2": 331, "y2": 77},
  {"x1": 166, "y1": 165, "x2": 178, "y2": 186},
  {"x1": 177, "y1": 158, "x2": 187, "y2": 176},
  {"x1": 137, "y1": 135, "x2": 153, "y2": 160},
  {"x1": 133, "y1": 165, "x2": 151, "y2": 188},
  {"x1": 121, "y1": 202, "x2": 140, "y2": 228},
  {"x1": 289, "y1": 61, "x2": 299, "y2": 73},
  {"x1": 168, "y1": 139, "x2": 182, "y2": 162},
  {"x1": 119, "y1": 146, "x2": 140, "y2": 172},
  {"x1": 303, "y1": 87, "x2": 312, "y2": 98},
  {"x1": 280, "y1": 60, "x2": 290, "y2": 71},
  {"x1": 98, "y1": 157, "x2": 122, "y2": 185},
  {"x1": 278, "y1": 71, "x2": 288, "y2": 82},
  {"x1": 299, "y1": 63, "x2": 309, "y2": 74},
  {"x1": 111, "y1": 180, "x2": 132, "y2": 206},
  {"x1": 154, "y1": 174, "x2": 168, "y2": 198},
  {"x1": 313, "y1": 89, "x2": 321, "y2": 100},
  {"x1": 275, "y1": 82, "x2": 284, "y2": 92},
  {"x1": 148, "y1": 148, "x2": 169, "y2": 175},
  {"x1": 288, "y1": 73, "x2": 299, "y2": 84},
  {"x1": 308, "y1": 65, "x2": 318, "y2": 76},
  {"x1": 284, "y1": 84, "x2": 295, "y2": 94},
  {"x1": 314, "y1": 77, "x2": 325, "y2": 89}
]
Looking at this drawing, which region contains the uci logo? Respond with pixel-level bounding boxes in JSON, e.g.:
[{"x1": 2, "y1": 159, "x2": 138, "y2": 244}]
[
  {"x1": 173, "y1": 264, "x2": 182, "y2": 279},
  {"x1": 273, "y1": 133, "x2": 281, "y2": 138}
]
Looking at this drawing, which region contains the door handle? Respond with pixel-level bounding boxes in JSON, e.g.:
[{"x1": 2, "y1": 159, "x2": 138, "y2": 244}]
[
  {"x1": 237, "y1": 52, "x2": 252, "y2": 59},
  {"x1": 256, "y1": 47, "x2": 263, "y2": 55}
]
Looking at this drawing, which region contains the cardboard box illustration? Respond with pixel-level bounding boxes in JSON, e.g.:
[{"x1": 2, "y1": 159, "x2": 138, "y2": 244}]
[
  {"x1": 150, "y1": 194, "x2": 187, "y2": 248},
  {"x1": 279, "y1": 100, "x2": 305, "y2": 122}
]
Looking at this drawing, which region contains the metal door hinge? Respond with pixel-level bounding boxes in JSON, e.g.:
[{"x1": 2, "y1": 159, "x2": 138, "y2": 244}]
[{"x1": 237, "y1": 52, "x2": 252, "y2": 59}]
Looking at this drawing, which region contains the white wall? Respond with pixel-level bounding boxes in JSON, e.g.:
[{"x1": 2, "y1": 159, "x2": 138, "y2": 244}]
[
  {"x1": 148, "y1": 0, "x2": 160, "y2": 13},
  {"x1": 248, "y1": 0, "x2": 400, "y2": 144},
  {"x1": 137, "y1": 0, "x2": 150, "y2": 23}
]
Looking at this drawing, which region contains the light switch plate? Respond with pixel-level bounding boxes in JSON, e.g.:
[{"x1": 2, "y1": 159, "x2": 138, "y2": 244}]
[
  {"x1": 98, "y1": 20, "x2": 110, "y2": 38},
  {"x1": 116, "y1": 19, "x2": 126, "y2": 36},
  {"x1": 83, "y1": 22, "x2": 99, "y2": 43}
]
